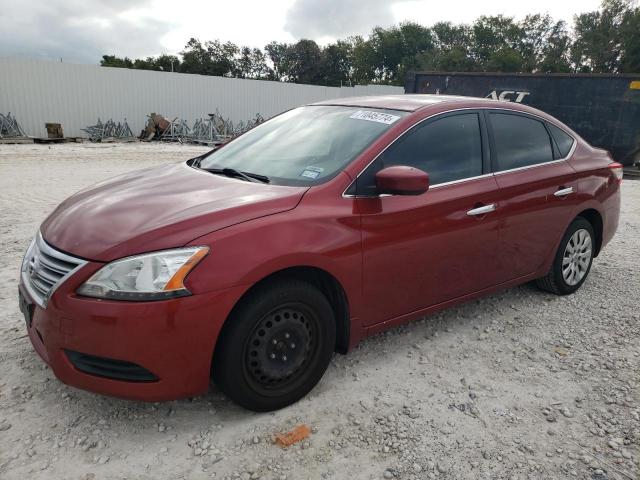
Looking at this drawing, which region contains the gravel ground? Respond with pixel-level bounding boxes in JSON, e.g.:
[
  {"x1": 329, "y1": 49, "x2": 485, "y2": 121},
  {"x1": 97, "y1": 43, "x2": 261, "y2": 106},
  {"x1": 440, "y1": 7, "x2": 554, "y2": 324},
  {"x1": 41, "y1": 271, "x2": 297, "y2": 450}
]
[{"x1": 0, "y1": 143, "x2": 638, "y2": 480}]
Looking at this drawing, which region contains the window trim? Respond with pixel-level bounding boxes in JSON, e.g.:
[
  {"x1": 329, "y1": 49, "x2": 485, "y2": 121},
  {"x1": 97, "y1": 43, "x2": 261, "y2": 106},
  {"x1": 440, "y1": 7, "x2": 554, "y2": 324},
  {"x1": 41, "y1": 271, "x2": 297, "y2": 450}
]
[{"x1": 342, "y1": 107, "x2": 577, "y2": 198}]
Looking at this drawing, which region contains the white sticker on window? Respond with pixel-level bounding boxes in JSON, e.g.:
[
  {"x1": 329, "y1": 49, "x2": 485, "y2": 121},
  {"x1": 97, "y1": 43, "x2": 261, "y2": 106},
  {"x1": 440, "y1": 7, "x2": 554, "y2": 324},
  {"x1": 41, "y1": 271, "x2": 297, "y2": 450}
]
[
  {"x1": 350, "y1": 110, "x2": 400, "y2": 125},
  {"x1": 300, "y1": 166, "x2": 324, "y2": 179}
]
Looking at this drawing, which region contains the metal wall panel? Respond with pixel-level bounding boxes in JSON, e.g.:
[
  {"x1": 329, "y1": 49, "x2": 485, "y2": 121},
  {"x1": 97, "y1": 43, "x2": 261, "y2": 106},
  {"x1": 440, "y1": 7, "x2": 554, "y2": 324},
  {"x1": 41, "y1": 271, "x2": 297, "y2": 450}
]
[{"x1": 0, "y1": 58, "x2": 403, "y2": 138}]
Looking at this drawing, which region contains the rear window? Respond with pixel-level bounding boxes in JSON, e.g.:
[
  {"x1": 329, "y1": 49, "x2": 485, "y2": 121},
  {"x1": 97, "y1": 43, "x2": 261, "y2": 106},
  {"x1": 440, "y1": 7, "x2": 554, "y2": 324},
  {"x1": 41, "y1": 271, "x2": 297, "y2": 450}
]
[
  {"x1": 490, "y1": 113, "x2": 554, "y2": 171},
  {"x1": 547, "y1": 123, "x2": 575, "y2": 158}
]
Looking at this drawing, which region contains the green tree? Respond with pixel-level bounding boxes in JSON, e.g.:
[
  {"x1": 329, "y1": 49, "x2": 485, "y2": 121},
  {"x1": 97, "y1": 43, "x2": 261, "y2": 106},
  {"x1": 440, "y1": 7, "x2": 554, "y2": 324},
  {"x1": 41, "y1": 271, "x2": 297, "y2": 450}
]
[
  {"x1": 396, "y1": 22, "x2": 434, "y2": 83},
  {"x1": 237, "y1": 47, "x2": 271, "y2": 79},
  {"x1": 416, "y1": 22, "x2": 475, "y2": 71},
  {"x1": 538, "y1": 20, "x2": 572, "y2": 73},
  {"x1": 100, "y1": 1, "x2": 639, "y2": 83},
  {"x1": 100, "y1": 55, "x2": 134, "y2": 68},
  {"x1": 180, "y1": 38, "x2": 238, "y2": 76},
  {"x1": 486, "y1": 47, "x2": 525, "y2": 72},
  {"x1": 289, "y1": 40, "x2": 323, "y2": 84},
  {"x1": 471, "y1": 16, "x2": 524, "y2": 70},
  {"x1": 361, "y1": 23, "x2": 433, "y2": 84},
  {"x1": 132, "y1": 57, "x2": 156, "y2": 70},
  {"x1": 571, "y1": 0, "x2": 629, "y2": 72},
  {"x1": 350, "y1": 35, "x2": 378, "y2": 84},
  {"x1": 620, "y1": 4, "x2": 640, "y2": 72},
  {"x1": 154, "y1": 54, "x2": 181, "y2": 72},
  {"x1": 321, "y1": 41, "x2": 353, "y2": 86},
  {"x1": 367, "y1": 26, "x2": 403, "y2": 82},
  {"x1": 513, "y1": 14, "x2": 572, "y2": 72},
  {"x1": 265, "y1": 41, "x2": 293, "y2": 81},
  {"x1": 179, "y1": 38, "x2": 209, "y2": 74}
]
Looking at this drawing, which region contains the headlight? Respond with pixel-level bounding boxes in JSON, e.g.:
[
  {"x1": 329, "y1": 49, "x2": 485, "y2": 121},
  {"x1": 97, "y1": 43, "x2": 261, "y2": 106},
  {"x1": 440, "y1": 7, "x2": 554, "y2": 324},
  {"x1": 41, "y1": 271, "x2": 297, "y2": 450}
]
[{"x1": 77, "y1": 247, "x2": 209, "y2": 300}]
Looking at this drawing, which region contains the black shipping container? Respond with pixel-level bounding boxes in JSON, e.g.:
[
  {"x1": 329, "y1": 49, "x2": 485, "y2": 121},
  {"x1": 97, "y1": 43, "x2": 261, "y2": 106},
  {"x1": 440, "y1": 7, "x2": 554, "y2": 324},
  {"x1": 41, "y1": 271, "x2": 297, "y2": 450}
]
[{"x1": 405, "y1": 72, "x2": 640, "y2": 166}]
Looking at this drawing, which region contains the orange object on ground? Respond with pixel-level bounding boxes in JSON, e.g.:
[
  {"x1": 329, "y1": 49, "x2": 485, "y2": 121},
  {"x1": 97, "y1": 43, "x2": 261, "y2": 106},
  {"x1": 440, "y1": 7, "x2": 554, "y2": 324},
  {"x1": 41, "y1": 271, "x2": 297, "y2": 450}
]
[{"x1": 273, "y1": 424, "x2": 311, "y2": 447}]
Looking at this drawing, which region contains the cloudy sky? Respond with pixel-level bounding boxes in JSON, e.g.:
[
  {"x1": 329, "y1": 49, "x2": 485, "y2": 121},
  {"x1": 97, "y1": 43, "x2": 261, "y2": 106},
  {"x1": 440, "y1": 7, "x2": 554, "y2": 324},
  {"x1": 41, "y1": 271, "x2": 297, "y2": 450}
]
[{"x1": 0, "y1": 0, "x2": 603, "y2": 64}]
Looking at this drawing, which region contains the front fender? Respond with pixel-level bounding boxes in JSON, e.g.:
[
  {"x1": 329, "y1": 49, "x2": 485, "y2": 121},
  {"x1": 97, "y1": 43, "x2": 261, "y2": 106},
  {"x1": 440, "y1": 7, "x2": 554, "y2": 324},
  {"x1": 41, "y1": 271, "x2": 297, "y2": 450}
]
[{"x1": 183, "y1": 202, "x2": 363, "y2": 319}]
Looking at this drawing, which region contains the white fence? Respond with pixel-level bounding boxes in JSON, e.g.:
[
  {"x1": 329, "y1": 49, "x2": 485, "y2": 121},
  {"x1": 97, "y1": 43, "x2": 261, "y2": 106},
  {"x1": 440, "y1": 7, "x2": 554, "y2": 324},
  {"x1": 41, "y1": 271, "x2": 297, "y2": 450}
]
[{"x1": 0, "y1": 58, "x2": 404, "y2": 138}]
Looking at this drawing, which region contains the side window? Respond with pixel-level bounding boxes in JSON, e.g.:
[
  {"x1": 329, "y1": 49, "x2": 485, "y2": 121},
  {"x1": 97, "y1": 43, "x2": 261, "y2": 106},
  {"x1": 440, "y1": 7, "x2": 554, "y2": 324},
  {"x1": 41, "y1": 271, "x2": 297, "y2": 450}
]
[
  {"x1": 547, "y1": 123, "x2": 575, "y2": 158},
  {"x1": 490, "y1": 113, "x2": 554, "y2": 171},
  {"x1": 379, "y1": 113, "x2": 483, "y2": 185}
]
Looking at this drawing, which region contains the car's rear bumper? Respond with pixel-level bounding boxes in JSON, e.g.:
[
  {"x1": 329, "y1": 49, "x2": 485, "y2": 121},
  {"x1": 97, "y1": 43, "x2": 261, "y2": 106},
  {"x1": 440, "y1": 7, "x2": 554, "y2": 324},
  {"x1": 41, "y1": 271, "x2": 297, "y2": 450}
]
[
  {"x1": 19, "y1": 279, "x2": 247, "y2": 401},
  {"x1": 601, "y1": 183, "x2": 621, "y2": 251}
]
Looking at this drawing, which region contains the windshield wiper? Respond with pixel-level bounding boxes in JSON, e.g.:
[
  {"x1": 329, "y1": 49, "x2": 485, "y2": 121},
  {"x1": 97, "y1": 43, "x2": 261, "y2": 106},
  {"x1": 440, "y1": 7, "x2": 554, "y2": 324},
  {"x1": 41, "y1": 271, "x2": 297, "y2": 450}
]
[
  {"x1": 200, "y1": 167, "x2": 270, "y2": 184},
  {"x1": 190, "y1": 156, "x2": 205, "y2": 168},
  {"x1": 190, "y1": 145, "x2": 223, "y2": 168}
]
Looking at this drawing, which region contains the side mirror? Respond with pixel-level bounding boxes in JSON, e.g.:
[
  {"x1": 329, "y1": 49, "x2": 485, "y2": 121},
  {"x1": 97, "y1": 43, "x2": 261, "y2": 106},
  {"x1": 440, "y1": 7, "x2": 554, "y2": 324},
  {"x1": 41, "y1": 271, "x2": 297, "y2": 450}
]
[{"x1": 375, "y1": 166, "x2": 430, "y2": 196}]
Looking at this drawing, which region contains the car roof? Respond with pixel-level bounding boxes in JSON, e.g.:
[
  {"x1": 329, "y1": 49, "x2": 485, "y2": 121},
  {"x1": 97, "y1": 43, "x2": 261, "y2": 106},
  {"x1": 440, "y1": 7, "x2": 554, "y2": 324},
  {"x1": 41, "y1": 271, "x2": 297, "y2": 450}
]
[{"x1": 310, "y1": 94, "x2": 499, "y2": 112}]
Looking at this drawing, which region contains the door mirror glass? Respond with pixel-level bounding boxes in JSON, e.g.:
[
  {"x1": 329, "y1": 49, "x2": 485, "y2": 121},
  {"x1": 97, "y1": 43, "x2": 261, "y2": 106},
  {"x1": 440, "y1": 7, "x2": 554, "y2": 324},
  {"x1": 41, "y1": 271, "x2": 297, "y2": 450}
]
[{"x1": 375, "y1": 166, "x2": 429, "y2": 196}]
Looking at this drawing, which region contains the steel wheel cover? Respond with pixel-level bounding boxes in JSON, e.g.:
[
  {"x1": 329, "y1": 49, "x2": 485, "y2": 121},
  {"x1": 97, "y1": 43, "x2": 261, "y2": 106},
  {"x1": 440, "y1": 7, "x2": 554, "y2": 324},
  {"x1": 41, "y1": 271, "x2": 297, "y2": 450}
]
[
  {"x1": 562, "y1": 228, "x2": 592, "y2": 286},
  {"x1": 243, "y1": 304, "x2": 317, "y2": 390}
]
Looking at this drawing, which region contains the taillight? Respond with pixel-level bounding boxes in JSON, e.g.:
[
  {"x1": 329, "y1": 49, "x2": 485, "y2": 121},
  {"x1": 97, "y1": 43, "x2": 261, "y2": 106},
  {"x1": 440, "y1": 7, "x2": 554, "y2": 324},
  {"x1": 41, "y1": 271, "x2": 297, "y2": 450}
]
[{"x1": 608, "y1": 162, "x2": 623, "y2": 183}]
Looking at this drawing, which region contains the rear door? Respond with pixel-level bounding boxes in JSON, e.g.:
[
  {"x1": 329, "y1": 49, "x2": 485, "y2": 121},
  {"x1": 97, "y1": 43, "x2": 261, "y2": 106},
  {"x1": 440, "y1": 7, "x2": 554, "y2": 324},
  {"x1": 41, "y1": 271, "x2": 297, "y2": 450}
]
[
  {"x1": 486, "y1": 110, "x2": 579, "y2": 281},
  {"x1": 356, "y1": 111, "x2": 502, "y2": 326}
]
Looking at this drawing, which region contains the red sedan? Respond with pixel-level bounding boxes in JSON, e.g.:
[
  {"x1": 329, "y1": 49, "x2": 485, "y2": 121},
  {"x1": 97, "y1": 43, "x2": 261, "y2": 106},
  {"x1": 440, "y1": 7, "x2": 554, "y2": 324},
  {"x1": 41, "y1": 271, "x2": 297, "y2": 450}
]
[{"x1": 19, "y1": 95, "x2": 622, "y2": 411}]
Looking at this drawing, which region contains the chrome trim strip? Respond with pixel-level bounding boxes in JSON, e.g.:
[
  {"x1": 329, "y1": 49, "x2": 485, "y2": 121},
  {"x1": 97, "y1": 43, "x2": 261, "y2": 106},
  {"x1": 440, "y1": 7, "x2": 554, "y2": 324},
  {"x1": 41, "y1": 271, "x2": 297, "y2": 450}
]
[
  {"x1": 342, "y1": 106, "x2": 578, "y2": 198},
  {"x1": 21, "y1": 232, "x2": 87, "y2": 309},
  {"x1": 492, "y1": 140, "x2": 578, "y2": 176},
  {"x1": 493, "y1": 158, "x2": 566, "y2": 176},
  {"x1": 430, "y1": 172, "x2": 493, "y2": 190},
  {"x1": 342, "y1": 172, "x2": 495, "y2": 198}
]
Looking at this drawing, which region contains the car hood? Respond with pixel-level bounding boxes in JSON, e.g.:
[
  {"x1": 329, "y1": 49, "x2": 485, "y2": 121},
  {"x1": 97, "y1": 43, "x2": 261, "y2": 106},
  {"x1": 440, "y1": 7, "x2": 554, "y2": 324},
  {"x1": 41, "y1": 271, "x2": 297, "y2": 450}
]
[{"x1": 41, "y1": 162, "x2": 308, "y2": 261}]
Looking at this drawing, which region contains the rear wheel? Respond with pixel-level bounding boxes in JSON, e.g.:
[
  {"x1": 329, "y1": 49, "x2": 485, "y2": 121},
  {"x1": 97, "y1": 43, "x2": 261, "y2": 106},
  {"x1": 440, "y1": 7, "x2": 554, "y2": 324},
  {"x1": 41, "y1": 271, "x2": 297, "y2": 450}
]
[
  {"x1": 536, "y1": 217, "x2": 595, "y2": 295},
  {"x1": 213, "y1": 279, "x2": 335, "y2": 411}
]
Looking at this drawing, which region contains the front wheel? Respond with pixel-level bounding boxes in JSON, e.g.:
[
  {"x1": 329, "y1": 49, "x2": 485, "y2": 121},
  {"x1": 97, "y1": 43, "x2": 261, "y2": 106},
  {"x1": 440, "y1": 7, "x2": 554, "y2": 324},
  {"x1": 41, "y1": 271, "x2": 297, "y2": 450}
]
[
  {"x1": 536, "y1": 217, "x2": 595, "y2": 295},
  {"x1": 213, "y1": 279, "x2": 336, "y2": 411}
]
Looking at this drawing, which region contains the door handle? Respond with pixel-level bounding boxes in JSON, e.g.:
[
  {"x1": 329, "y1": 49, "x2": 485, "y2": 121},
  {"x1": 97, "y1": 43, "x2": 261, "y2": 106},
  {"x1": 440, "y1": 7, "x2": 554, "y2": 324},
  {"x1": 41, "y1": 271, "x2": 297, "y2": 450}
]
[
  {"x1": 466, "y1": 203, "x2": 496, "y2": 216},
  {"x1": 554, "y1": 187, "x2": 574, "y2": 197}
]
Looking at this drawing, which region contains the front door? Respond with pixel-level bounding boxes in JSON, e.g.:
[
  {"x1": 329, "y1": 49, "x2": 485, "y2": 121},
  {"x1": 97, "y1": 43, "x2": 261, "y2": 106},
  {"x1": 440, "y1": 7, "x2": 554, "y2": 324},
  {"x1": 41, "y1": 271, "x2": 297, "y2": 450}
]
[{"x1": 355, "y1": 111, "x2": 502, "y2": 326}]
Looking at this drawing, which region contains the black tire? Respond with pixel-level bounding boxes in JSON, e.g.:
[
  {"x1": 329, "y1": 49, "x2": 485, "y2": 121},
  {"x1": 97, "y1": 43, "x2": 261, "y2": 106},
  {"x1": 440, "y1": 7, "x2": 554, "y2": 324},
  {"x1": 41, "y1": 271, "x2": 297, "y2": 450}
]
[
  {"x1": 536, "y1": 217, "x2": 595, "y2": 295},
  {"x1": 213, "y1": 279, "x2": 336, "y2": 411}
]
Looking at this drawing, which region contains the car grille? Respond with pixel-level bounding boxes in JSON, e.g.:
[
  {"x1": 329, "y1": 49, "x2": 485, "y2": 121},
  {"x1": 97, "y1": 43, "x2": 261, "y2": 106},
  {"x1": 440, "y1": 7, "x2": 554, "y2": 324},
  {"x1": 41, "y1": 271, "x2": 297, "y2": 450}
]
[{"x1": 21, "y1": 232, "x2": 87, "y2": 308}]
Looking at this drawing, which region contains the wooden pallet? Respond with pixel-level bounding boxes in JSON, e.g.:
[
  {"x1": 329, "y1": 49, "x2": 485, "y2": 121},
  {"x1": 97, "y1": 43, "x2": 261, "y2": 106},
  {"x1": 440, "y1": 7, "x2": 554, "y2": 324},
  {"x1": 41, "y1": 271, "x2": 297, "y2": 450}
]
[
  {"x1": 0, "y1": 137, "x2": 34, "y2": 144},
  {"x1": 32, "y1": 137, "x2": 84, "y2": 144}
]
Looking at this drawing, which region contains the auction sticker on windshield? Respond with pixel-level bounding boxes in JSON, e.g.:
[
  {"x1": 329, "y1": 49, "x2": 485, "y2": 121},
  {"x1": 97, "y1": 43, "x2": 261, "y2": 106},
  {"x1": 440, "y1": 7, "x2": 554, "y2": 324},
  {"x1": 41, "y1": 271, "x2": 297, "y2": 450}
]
[
  {"x1": 300, "y1": 166, "x2": 324, "y2": 179},
  {"x1": 350, "y1": 110, "x2": 401, "y2": 125}
]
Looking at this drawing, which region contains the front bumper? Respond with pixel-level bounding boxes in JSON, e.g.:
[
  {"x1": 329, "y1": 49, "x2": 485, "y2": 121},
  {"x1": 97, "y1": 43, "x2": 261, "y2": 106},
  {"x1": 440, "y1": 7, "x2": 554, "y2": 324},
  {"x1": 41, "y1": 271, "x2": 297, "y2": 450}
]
[{"x1": 19, "y1": 272, "x2": 247, "y2": 401}]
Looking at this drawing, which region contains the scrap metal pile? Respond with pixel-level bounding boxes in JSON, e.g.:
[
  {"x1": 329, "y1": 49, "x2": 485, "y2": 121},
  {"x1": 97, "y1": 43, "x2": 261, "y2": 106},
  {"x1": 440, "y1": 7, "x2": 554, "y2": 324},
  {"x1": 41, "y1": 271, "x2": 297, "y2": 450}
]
[
  {"x1": 0, "y1": 112, "x2": 28, "y2": 139},
  {"x1": 79, "y1": 112, "x2": 264, "y2": 144},
  {"x1": 140, "y1": 112, "x2": 264, "y2": 145},
  {"x1": 82, "y1": 118, "x2": 135, "y2": 142}
]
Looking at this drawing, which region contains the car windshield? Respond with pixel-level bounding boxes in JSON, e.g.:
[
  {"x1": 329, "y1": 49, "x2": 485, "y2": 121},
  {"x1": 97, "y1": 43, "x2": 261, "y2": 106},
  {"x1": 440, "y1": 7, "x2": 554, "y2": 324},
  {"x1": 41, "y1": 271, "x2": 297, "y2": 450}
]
[{"x1": 198, "y1": 105, "x2": 408, "y2": 186}]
